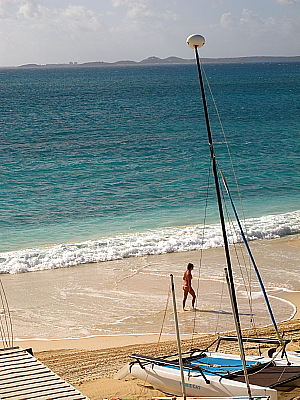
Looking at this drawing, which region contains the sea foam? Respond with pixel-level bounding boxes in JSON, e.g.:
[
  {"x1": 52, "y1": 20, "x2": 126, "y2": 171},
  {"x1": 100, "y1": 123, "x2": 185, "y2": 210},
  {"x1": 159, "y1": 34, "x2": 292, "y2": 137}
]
[{"x1": 1, "y1": 210, "x2": 299, "y2": 274}]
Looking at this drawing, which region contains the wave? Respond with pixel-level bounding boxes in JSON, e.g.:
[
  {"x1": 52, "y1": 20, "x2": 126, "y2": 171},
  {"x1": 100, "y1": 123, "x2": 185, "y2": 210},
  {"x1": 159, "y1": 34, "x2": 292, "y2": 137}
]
[{"x1": 1, "y1": 210, "x2": 299, "y2": 274}]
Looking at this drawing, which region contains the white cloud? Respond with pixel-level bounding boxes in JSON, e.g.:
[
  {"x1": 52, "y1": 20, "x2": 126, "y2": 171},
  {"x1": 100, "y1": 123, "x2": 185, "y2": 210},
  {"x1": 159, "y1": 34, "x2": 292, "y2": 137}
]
[
  {"x1": 220, "y1": 8, "x2": 295, "y2": 34},
  {"x1": 0, "y1": 7, "x2": 9, "y2": 18},
  {"x1": 0, "y1": 0, "x2": 108, "y2": 66},
  {"x1": 275, "y1": 0, "x2": 298, "y2": 4},
  {"x1": 0, "y1": 0, "x2": 298, "y2": 66},
  {"x1": 111, "y1": 0, "x2": 151, "y2": 15},
  {"x1": 0, "y1": 0, "x2": 17, "y2": 4},
  {"x1": 110, "y1": 0, "x2": 178, "y2": 20},
  {"x1": 56, "y1": 6, "x2": 101, "y2": 32},
  {"x1": 215, "y1": 7, "x2": 299, "y2": 57},
  {"x1": 111, "y1": 0, "x2": 149, "y2": 7},
  {"x1": 18, "y1": 0, "x2": 41, "y2": 18},
  {"x1": 221, "y1": 9, "x2": 264, "y2": 30},
  {"x1": 11, "y1": 1, "x2": 103, "y2": 32},
  {"x1": 126, "y1": 3, "x2": 153, "y2": 18},
  {"x1": 161, "y1": 10, "x2": 179, "y2": 21},
  {"x1": 220, "y1": 12, "x2": 239, "y2": 28}
]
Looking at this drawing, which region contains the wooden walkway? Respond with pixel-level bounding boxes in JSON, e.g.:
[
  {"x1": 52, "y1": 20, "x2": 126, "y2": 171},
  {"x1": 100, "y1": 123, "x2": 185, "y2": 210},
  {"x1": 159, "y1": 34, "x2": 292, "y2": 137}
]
[{"x1": 0, "y1": 347, "x2": 90, "y2": 400}]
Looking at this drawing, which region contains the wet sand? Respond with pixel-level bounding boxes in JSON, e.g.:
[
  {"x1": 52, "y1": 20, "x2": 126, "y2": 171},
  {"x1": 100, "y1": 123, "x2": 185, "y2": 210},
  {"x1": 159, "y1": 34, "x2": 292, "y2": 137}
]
[
  {"x1": 9, "y1": 234, "x2": 300, "y2": 399},
  {"x1": 4, "y1": 234, "x2": 300, "y2": 341}
]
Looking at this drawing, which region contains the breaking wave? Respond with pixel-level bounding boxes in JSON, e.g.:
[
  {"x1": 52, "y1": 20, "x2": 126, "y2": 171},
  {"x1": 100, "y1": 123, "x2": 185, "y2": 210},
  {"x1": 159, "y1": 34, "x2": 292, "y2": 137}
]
[{"x1": 1, "y1": 210, "x2": 299, "y2": 274}]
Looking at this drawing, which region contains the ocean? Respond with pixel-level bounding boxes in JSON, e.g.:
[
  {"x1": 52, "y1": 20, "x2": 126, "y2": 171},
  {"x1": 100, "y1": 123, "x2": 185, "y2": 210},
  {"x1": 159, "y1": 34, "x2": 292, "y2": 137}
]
[
  {"x1": 1, "y1": 62, "x2": 299, "y2": 273},
  {"x1": 0, "y1": 62, "x2": 299, "y2": 339}
]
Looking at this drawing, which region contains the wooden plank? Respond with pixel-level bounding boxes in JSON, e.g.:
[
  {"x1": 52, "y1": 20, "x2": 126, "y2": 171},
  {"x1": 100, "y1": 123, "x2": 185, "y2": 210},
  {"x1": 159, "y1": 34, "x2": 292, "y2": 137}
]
[
  {"x1": 0, "y1": 388, "x2": 87, "y2": 400},
  {"x1": 0, "y1": 347, "x2": 27, "y2": 354},
  {"x1": 0, "y1": 376, "x2": 61, "y2": 391},
  {"x1": 0, "y1": 364, "x2": 48, "y2": 376},
  {"x1": 0, "y1": 373, "x2": 64, "y2": 387},
  {"x1": 0, "y1": 348, "x2": 32, "y2": 359},
  {"x1": 0, "y1": 382, "x2": 76, "y2": 396},
  {"x1": 0, "y1": 379, "x2": 88, "y2": 399},
  {"x1": 0, "y1": 359, "x2": 37, "y2": 368},
  {"x1": 0, "y1": 351, "x2": 36, "y2": 364},
  {"x1": 0, "y1": 368, "x2": 52, "y2": 379},
  {"x1": 0, "y1": 392, "x2": 87, "y2": 400},
  {"x1": 0, "y1": 347, "x2": 89, "y2": 400},
  {"x1": 0, "y1": 381, "x2": 70, "y2": 398},
  {"x1": 0, "y1": 354, "x2": 33, "y2": 363}
]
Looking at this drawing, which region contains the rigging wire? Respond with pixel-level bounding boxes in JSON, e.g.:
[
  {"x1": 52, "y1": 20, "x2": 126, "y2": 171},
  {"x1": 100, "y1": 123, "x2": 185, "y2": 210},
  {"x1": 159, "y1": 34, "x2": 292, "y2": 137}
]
[
  {"x1": 201, "y1": 66, "x2": 249, "y2": 222},
  {"x1": 190, "y1": 163, "x2": 212, "y2": 345},
  {"x1": 199, "y1": 60, "x2": 281, "y2": 338},
  {"x1": 220, "y1": 168, "x2": 284, "y2": 345},
  {"x1": 138, "y1": 283, "x2": 172, "y2": 399},
  {"x1": 191, "y1": 162, "x2": 230, "y2": 341},
  {"x1": 187, "y1": 57, "x2": 257, "y2": 342},
  {"x1": 194, "y1": 48, "x2": 252, "y2": 399},
  {"x1": 200, "y1": 64, "x2": 255, "y2": 287},
  {"x1": 215, "y1": 278, "x2": 227, "y2": 335},
  {"x1": 218, "y1": 171, "x2": 257, "y2": 330},
  {"x1": 196, "y1": 60, "x2": 256, "y2": 327}
]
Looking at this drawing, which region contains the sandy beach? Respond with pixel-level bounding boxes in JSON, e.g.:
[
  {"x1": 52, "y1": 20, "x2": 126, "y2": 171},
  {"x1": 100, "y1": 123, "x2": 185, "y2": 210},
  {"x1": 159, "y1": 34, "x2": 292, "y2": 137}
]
[
  {"x1": 17, "y1": 318, "x2": 300, "y2": 400},
  {"x1": 5, "y1": 234, "x2": 297, "y2": 399}
]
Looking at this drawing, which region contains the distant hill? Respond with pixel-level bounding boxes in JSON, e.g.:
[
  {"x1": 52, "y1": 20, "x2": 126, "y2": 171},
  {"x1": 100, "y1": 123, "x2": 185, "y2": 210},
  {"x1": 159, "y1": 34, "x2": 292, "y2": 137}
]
[{"x1": 18, "y1": 55, "x2": 300, "y2": 68}]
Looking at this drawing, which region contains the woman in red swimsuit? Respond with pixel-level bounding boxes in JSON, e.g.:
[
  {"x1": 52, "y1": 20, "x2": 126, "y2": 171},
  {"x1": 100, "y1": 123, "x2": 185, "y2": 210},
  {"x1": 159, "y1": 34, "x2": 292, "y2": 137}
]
[{"x1": 182, "y1": 263, "x2": 196, "y2": 310}]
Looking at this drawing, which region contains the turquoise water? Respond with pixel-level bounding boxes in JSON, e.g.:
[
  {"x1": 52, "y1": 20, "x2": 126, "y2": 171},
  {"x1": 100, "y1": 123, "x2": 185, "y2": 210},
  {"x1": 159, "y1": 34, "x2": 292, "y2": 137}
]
[{"x1": 0, "y1": 62, "x2": 299, "y2": 273}]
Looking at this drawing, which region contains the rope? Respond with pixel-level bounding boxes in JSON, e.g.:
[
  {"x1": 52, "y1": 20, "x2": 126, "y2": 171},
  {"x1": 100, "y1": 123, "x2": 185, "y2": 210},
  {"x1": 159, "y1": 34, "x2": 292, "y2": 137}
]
[
  {"x1": 215, "y1": 278, "x2": 227, "y2": 335},
  {"x1": 190, "y1": 164, "x2": 212, "y2": 346},
  {"x1": 219, "y1": 175, "x2": 257, "y2": 330},
  {"x1": 137, "y1": 283, "x2": 172, "y2": 399}
]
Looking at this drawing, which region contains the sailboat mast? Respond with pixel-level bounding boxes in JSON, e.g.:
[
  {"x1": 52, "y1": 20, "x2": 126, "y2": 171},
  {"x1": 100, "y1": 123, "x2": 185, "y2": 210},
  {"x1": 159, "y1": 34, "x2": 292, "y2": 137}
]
[
  {"x1": 187, "y1": 34, "x2": 252, "y2": 398},
  {"x1": 191, "y1": 37, "x2": 241, "y2": 339}
]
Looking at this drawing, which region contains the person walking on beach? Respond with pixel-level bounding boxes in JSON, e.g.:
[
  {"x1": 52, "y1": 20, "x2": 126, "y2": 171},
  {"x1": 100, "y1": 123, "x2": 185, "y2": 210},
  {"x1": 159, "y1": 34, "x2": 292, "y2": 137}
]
[{"x1": 182, "y1": 262, "x2": 196, "y2": 310}]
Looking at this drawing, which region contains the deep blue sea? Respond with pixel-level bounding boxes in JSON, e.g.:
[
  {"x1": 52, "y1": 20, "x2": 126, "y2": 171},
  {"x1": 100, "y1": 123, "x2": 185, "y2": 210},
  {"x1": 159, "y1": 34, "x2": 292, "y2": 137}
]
[{"x1": 1, "y1": 62, "x2": 299, "y2": 274}]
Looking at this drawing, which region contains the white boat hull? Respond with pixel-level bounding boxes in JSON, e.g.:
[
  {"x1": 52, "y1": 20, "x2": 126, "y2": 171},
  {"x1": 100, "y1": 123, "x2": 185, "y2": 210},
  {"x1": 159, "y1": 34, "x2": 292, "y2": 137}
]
[{"x1": 130, "y1": 363, "x2": 277, "y2": 400}]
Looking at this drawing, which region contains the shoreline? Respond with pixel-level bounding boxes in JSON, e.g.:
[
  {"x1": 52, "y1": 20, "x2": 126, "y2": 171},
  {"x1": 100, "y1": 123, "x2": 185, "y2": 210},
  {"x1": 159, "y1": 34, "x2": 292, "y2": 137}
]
[
  {"x1": 14, "y1": 289, "x2": 300, "y2": 353},
  {"x1": 14, "y1": 333, "x2": 191, "y2": 352},
  {"x1": 3, "y1": 234, "x2": 300, "y2": 342},
  {"x1": 272, "y1": 290, "x2": 300, "y2": 319}
]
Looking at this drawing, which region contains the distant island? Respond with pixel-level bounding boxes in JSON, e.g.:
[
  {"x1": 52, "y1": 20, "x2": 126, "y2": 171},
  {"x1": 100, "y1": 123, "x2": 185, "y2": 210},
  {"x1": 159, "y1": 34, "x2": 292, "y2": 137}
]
[{"x1": 18, "y1": 55, "x2": 300, "y2": 68}]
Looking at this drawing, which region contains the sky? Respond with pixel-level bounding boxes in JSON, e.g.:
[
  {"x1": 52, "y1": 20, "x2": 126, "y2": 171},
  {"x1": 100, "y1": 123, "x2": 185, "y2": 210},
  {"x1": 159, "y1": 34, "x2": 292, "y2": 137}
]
[{"x1": 0, "y1": 0, "x2": 299, "y2": 66}]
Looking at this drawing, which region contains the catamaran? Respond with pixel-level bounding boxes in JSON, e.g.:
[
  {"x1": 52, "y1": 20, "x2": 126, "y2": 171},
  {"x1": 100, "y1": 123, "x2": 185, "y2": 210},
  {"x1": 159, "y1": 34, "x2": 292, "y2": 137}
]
[{"x1": 119, "y1": 35, "x2": 300, "y2": 399}]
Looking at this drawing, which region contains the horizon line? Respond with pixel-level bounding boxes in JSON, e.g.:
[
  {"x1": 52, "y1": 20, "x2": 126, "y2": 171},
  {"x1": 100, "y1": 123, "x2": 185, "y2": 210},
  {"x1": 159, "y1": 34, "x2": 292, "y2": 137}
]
[{"x1": 2, "y1": 54, "x2": 300, "y2": 69}]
